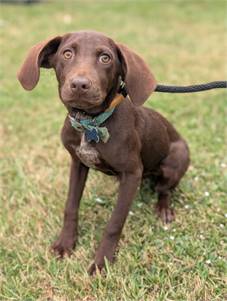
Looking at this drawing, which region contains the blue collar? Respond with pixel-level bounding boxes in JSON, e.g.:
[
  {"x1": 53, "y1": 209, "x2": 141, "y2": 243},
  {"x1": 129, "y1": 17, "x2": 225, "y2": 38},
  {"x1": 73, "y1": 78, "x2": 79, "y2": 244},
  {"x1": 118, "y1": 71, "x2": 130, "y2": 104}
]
[{"x1": 69, "y1": 107, "x2": 115, "y2": 143}]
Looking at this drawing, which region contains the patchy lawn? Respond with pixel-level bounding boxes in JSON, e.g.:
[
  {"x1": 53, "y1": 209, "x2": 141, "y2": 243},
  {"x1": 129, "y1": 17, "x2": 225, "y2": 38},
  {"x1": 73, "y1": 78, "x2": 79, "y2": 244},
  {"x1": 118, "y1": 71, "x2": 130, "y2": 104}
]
[{"x1": 0, "y1": 1, "x2": 226, "y2": 300}]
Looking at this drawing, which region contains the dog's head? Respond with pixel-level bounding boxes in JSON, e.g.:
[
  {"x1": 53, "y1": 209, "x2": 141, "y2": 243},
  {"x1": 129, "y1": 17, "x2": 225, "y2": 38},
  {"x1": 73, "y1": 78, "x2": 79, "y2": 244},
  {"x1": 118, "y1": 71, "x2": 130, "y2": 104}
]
[{"x1": 18, "y1": 31, "x2": 156, "y2": 113}]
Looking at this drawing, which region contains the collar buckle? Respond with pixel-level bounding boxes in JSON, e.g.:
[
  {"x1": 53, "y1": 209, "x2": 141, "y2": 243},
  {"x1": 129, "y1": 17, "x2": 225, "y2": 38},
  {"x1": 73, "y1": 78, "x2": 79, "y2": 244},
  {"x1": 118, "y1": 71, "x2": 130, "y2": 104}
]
[{"x1": 119, "y1": 77, "x2": 128, "y2": 97}]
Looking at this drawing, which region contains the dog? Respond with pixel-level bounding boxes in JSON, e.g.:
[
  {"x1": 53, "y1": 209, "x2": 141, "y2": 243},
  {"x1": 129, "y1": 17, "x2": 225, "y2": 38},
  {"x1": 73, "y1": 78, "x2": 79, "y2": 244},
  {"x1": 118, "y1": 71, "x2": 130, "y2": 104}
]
[{"x1": 17, "y1": 31, "x2": 190, "y2": 274}]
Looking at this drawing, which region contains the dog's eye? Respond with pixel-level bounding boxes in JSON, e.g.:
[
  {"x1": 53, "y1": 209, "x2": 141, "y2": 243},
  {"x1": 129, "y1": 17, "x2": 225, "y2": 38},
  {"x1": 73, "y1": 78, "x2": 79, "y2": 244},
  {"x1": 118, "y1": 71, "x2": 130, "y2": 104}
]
[
  {"x1": 63, "y1": 50, "x2": 73, "y2": 60},
  {"x1": 99, "y1": 53, "x2": 111, "y2": 64}
]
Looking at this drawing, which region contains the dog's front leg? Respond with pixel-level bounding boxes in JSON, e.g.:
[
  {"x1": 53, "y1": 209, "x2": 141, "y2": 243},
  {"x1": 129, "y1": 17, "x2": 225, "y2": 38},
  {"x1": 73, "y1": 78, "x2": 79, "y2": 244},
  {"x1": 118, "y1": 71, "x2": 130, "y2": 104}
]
[
  {"x1": 88, "y1": 168, "x2": 142, "y2": 275},
  {"x1": 52, "y1": 158, "x2": 89, "y2": 257}
]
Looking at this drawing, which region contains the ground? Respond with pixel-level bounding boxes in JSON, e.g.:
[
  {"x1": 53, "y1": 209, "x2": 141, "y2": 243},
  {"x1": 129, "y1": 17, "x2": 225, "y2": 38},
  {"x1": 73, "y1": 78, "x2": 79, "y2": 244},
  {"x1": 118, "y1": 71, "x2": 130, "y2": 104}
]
[{"x1": 0, "y1": 1, "x2": 226, "y2": 300}]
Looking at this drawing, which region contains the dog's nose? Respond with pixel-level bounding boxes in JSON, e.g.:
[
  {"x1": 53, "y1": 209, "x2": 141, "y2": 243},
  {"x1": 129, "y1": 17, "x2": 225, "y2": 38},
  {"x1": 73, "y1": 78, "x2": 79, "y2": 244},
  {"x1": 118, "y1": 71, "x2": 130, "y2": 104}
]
[{"x1": 70, "y1": 77, "x2": 92, "y2": 92}]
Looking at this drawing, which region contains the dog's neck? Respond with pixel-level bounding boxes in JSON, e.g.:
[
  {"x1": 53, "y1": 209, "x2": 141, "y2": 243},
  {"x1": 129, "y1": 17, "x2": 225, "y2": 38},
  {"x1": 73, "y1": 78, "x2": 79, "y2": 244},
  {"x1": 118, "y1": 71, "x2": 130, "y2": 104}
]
[{"x1": 69, "y1": 93, "x2": 126, "y2": 143}]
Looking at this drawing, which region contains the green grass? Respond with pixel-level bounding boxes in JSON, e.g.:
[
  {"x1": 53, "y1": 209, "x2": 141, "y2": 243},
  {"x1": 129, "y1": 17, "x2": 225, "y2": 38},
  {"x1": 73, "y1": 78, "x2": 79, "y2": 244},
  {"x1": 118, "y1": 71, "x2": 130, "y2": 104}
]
[{"x1": 0, "y1": 1, "x2": 227, "y2": 300}]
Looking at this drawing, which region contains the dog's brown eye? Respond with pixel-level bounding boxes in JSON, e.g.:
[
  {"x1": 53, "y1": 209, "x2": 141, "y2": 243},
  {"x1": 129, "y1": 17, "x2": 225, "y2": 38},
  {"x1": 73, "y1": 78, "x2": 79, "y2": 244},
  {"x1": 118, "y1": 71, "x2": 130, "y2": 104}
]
[
  {"x1": 99, "y1": 53, "x2": 111, "y2": 64},
  {"x1": 63, "y1": 50, "x2": 73, "y2": 60}
]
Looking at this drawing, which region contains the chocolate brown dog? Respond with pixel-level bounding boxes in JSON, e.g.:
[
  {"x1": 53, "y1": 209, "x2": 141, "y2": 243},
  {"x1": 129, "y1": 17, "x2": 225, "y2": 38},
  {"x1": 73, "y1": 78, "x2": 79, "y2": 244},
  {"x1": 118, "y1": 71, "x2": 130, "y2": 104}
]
[{"x1": 18, "y1": 31, "x2": 190, "y2": 274}]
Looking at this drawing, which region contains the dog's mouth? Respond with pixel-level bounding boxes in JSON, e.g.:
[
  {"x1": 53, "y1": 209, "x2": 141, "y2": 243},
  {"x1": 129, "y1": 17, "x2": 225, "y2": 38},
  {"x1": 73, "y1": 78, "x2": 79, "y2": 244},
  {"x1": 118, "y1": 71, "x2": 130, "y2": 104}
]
[
  {"x1": 61, "y1": 87, "x2": 106, "y2": 112},
  {"x1": 70, "y1": 96, "x2": 103, "y2": 107},
  {"x1": 66, "y1": 96, "x2": 108, "y2": 117}
]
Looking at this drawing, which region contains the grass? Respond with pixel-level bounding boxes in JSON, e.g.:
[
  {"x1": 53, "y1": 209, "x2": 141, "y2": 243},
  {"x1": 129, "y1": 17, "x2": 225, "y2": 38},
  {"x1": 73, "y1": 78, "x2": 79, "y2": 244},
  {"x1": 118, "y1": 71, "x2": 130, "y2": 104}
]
[{"x1": 0, "y1": 1, "x2": 227, "y2": 300}]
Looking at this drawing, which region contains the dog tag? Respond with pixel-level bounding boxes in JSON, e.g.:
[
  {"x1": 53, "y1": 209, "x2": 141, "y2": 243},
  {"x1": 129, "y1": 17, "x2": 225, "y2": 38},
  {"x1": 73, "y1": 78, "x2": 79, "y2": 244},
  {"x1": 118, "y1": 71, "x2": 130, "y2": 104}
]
[{"x1": 85, "y1": 128, "x2": 100, "y2": 143}]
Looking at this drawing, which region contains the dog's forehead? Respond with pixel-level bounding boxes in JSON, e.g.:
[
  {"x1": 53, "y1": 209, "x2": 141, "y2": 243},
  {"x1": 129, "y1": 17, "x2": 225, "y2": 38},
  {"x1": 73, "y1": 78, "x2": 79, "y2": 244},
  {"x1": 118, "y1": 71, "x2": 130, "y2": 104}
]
[{"x1": 62, "y1": 31, "x2": 115, "y2": 49}]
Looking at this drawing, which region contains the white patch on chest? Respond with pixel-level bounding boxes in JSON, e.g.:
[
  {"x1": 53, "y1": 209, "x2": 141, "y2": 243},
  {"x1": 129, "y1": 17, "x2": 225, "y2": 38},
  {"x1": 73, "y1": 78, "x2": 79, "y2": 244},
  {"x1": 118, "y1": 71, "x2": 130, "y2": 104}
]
[{"x1": 74, "y1": 134, "x2": 101, "y2": 168}]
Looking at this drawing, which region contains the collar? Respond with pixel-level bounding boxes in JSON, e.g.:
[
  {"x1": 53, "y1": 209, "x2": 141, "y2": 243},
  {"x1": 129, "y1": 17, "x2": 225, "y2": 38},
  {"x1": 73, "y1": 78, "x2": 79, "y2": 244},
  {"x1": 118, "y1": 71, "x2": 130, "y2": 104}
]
[{"x1": 69, "y1": 78, "x2": 127, "y2": 143}]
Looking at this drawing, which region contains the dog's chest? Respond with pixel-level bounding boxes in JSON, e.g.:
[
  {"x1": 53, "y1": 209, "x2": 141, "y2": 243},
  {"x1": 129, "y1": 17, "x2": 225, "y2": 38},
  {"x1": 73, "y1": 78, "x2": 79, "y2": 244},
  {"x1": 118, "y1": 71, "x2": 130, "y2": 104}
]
[{"x1": 74, "y1": 134, "x2": 101, "y2": 168}]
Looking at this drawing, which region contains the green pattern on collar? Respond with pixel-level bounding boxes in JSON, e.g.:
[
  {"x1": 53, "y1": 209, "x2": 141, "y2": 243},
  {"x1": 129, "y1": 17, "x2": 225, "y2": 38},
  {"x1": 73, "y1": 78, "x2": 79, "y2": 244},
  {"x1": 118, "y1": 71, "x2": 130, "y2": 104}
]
[{"x1": 69, "y1": 108, "x2": 115, "y2": 143}]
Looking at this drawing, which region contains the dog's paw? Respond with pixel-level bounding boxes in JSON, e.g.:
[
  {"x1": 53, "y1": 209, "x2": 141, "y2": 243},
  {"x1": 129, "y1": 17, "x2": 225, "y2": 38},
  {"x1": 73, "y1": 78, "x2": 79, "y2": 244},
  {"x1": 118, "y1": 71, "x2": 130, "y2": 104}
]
[
  {"x1": 156, "y1": 206, "x2": 175, "y2": 224},
  {"x1": 51, "y1": 235, "x2": 76, "y2": 258},
  {"x1": 87, "y1": 262, "x2": 105, "y2": 276}
]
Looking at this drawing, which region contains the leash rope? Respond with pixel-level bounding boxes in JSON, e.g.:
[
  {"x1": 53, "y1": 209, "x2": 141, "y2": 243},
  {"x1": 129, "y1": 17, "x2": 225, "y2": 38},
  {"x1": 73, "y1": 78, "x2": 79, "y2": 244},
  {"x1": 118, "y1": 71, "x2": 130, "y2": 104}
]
[{"x1": 154, "y1": 81, "x2": 227, "y2": 93}]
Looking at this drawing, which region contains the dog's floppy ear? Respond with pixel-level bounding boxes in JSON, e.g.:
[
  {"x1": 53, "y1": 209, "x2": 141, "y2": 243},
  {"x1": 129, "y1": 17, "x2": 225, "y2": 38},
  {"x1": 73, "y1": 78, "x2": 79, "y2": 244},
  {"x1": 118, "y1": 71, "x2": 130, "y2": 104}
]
[
  {"x1": 117, "y1": 43, "x2": 156, "y2": 105},
  {"x1": 17, "y1": 36, "x2": 62, "y2": 91}
]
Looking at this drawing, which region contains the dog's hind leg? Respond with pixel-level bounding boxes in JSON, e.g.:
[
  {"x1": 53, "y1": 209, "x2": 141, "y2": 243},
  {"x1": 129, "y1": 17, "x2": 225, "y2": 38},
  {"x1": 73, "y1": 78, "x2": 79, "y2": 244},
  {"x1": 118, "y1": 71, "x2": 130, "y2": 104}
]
[{"x1": 155, "y1": 139, "x2": 190, "y2": 223}]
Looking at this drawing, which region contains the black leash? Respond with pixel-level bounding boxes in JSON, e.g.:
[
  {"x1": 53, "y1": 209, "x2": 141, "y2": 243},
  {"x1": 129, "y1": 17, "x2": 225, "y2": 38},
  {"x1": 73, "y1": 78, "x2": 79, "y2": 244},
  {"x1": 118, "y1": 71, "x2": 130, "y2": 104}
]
[{"x1": 154, "y1": 81, "x2": 227, "y2": 93}]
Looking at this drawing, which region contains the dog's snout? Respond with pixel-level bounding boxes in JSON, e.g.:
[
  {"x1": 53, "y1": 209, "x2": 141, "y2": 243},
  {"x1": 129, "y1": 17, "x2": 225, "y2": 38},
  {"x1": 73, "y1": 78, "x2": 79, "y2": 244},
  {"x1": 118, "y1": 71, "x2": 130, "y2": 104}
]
[{"x1": 70, "y1": 77, "x2": 92, "y2": 92}]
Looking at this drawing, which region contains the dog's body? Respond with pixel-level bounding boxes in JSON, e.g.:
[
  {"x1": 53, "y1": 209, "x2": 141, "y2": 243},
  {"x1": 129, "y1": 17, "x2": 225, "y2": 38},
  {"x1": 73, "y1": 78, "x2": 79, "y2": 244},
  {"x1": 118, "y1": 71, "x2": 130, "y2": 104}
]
[{"x1": 18, "y1": 31, "x2": 190, "y2": 274}]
